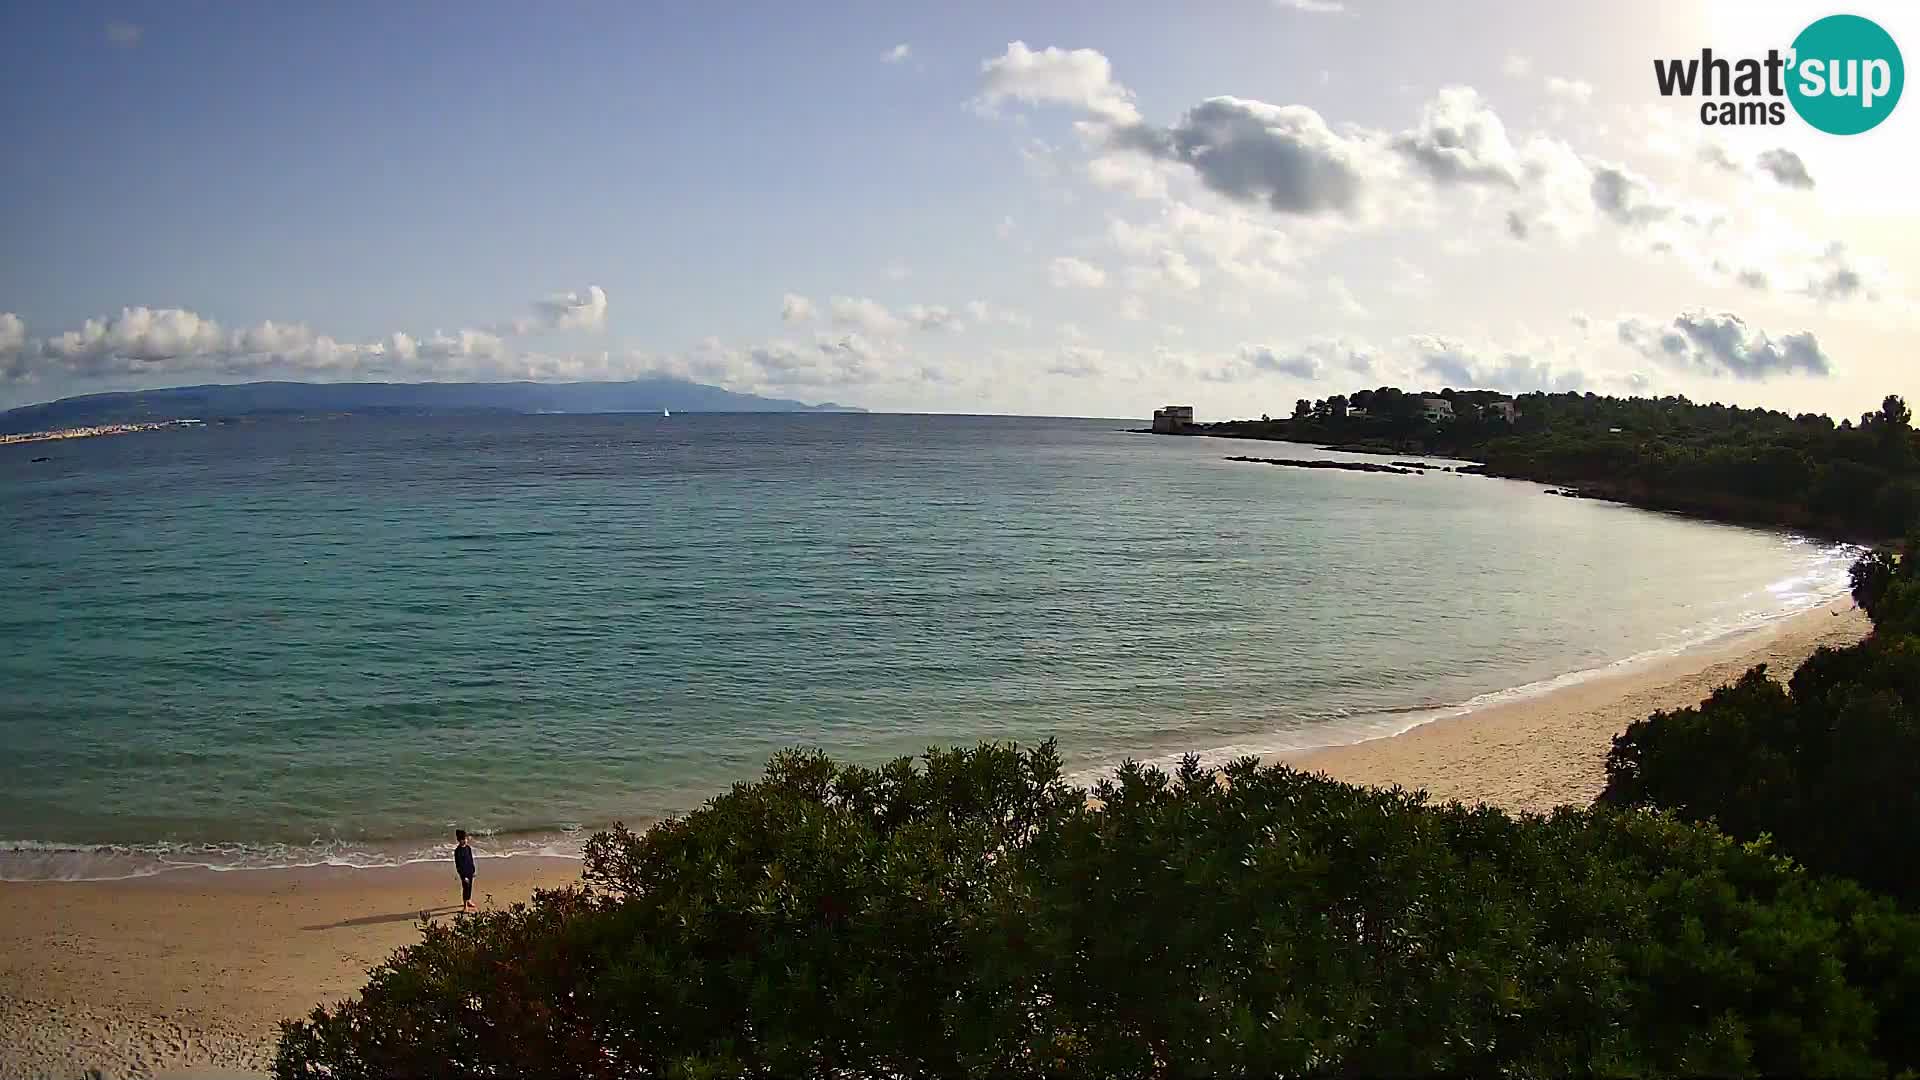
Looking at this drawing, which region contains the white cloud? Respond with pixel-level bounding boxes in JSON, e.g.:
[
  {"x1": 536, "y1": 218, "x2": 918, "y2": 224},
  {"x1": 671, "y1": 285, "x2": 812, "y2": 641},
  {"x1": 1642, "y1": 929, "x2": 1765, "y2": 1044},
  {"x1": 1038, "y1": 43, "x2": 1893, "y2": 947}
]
[
  {"x1": 882, "y1": 43, "x2": 912, "y2": 64},
  {"x1": 1, "y1": 314, "x2": 30, "y2": 380},
  {"x1": 1086, "y1": 154, "x2": 1168, "y2": 199},
  {"x1": 1393, "y1": 86, "x2": 1526, "y2": 187},
  {"x1": 1273, "y1": 0, "x2": 1346, "y2": 12},
  {"x1": 1617, "y1": 311, "x2": 1832, "y2": 380},
  {"x1": 780, "y1": 293, "x2": 816, "y2": 322},
  {"x1": 1543, "y1": 76, "x2": 1594, "y2": 104},
  {"x1": 1118, "y1": 295, "x2": 1148, "y2": 321},
  {"x1": 904, "y1": 304, "x2": 962, "y2": 331},
  {"x1": 828, "y1": 296, "x2": 907, "y2": 335},
  {"x1": 1410, "y1": 334, "x2": 1586, "y2": 393},
  {"x1": 1199, "y1": 338, "x2": 1376, "y2": 383},
  {"x1": 1502, "y1": 55, "x2": 1532, "y2": 78},
  {"x1": 1048, "y1": 345, "x2": 1106, "y2": 377},
  {"x1": 1111, "y1": 96, "x2": 1380, "y2": 217},
  {"x1": 964, "y1": 300, "x2": 1031, "y2": 327},
  {"x1": 1386, "y1": 258, "x2": 1432, "y2": 298},
  {"x1": 975, "y1": 41, "x2": 1140, "y2": 124},
  {"x1": 1328, "y1": 277, "x2": 1368, "y2": 318},
  {"x1": 883, "y1": 261, "x2": 912, "y2": 281},
  {"x1": 105, "y1": 21, "x2": 141, "y2": 47},
  {"x1": 1126, "y1": 250, "x2": 1201, "y2": 292},
  {"x1": 530, "y1": 285, "x2": 608, "y2": 331},
  {"x1": 1755, "y1": 148, "x2": 1814, "y2": 189},
  {"x1": 1049, "y1": 256, "x2": 1108, "y2": 289}
]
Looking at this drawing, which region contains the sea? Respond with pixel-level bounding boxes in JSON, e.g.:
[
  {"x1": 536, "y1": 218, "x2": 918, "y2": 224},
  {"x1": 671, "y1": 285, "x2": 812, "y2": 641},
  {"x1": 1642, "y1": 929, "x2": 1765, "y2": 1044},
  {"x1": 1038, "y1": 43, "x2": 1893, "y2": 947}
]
[{"x1": 0, "y1": 413, "x2": 1859, "y2": 880}]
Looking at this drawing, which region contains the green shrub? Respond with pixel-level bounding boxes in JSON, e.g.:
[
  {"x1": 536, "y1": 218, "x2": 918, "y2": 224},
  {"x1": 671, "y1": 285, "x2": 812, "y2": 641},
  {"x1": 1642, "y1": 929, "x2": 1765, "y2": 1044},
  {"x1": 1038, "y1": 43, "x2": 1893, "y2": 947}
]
[
  {"x1": 1604, "y1": 551, "x2": 1920, "y2": 908},
  {"x1": 277, "y1": 743, "x2": 1918, "y2": 1078}
]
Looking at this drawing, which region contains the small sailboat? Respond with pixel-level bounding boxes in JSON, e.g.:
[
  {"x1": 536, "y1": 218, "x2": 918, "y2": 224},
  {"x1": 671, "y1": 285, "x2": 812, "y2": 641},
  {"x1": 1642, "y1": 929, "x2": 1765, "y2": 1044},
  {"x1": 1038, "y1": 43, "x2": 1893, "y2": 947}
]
[{"x1": 662, "y1": 408, "x2": 671, "y2": 418}]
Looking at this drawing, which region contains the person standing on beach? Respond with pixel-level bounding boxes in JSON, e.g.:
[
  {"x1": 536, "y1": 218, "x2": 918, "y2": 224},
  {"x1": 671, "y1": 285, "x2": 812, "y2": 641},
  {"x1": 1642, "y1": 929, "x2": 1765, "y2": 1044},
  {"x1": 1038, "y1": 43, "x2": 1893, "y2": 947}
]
[{"x1": 454, "y1": 829, "x2": 476, "y2": 912}]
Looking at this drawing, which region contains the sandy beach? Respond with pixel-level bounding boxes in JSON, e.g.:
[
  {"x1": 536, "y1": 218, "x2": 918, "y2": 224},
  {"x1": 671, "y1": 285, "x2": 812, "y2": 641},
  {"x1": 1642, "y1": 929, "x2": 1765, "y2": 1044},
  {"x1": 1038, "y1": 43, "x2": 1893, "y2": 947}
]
[
  {"x1": 0, "y1": 857, "x2": 582, "y2": 1079},
  {"x1": 0, "y1": 601, "x2": 1872, "y2": 1078},
  {"x1": 1290, "y1": 601, "x2": 1871, "y2": 813}
]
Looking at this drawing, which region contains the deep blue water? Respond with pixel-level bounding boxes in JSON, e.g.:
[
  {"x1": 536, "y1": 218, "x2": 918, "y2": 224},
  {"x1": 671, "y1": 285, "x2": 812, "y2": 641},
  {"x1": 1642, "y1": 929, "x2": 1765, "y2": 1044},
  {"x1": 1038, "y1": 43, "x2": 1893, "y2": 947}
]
[{"x1": 0, "y1": 413, "x2": 1855, "y2": 877}]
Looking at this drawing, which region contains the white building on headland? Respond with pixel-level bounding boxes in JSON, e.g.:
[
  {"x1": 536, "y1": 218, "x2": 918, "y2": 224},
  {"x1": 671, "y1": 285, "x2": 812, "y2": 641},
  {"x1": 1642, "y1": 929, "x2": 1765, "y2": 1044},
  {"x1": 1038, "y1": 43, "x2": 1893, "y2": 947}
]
[
  {"x1": 1152, "y1": 405, "x2": 1195, "y2": 433},
  {"x1": 1482, "y1": 399, "x2": 1517, "y2": 422},
  {"x1": 1417, "y1": 396, "x2": 1454, "y2": 422}
]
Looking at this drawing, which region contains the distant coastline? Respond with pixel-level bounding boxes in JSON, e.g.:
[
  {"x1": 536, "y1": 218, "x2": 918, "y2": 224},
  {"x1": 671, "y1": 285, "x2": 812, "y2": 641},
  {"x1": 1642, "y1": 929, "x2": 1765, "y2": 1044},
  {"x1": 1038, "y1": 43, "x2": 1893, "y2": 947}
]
[
  {"x1": 1141, "y1": 388, "x2": 1920, "y2": 545},
  {"x1": 0, "y1": 378, "x2": 865, "y2": 436},
  {"x1": 0, "y1": 418, "x2": 201, "y2": 447}
]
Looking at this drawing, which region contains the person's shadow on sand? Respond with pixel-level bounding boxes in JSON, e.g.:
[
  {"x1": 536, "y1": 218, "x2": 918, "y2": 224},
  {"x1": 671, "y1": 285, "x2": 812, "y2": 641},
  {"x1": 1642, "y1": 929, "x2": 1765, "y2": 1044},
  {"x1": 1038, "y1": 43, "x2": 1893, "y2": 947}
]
[{"x1": 301, "y1": 904, "x2": 465, "y2": 931}]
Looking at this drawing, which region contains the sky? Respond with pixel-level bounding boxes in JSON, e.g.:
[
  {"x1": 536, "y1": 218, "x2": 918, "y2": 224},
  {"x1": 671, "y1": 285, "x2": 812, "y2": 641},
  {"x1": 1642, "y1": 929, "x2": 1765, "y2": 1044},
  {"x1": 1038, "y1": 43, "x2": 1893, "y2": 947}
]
[{"x1": 2, "y1": 0, "x2": 1915, "y2": 419}]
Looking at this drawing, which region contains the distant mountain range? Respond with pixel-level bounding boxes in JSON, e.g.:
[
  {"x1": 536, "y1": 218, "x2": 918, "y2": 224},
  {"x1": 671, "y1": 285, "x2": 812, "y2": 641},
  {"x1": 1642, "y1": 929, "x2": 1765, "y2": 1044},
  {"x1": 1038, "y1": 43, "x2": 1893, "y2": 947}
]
[{"x1": 0, "y1": 379, "x2": 865, "y2": 434}]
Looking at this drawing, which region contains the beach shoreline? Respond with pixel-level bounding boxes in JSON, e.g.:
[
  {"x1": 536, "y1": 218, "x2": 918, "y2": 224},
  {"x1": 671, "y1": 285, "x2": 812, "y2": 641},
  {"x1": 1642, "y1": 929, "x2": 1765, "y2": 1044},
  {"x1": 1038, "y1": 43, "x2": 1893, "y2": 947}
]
[
  {"x1": 0, "y1": 600, "x2": 1873, "y2": 1078},
  {"x1": 0, "y1": 857, "x2": 584, "y2": 1079},
  {"x1": 1286, "y1": 599, "x2": 1870, "y2": 813}
]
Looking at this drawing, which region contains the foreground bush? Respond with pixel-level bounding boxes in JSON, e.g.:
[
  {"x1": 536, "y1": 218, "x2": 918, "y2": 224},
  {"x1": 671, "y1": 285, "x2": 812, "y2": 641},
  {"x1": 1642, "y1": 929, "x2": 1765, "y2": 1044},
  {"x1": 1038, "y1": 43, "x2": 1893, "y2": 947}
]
[
  {"x1": 276, "y1": 743, "x2": 1920, "y2": 1078},
  {"x1": 1603, "y1": 548, "x2": 1920, "y2": 908}
]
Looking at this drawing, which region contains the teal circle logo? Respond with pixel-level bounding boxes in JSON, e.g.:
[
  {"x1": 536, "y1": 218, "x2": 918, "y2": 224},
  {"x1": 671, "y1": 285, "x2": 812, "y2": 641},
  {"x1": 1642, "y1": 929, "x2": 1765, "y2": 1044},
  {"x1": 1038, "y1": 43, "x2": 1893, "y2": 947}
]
[{"x1": 1788, "y1": 14, "x2": 1903, "y2": 134}]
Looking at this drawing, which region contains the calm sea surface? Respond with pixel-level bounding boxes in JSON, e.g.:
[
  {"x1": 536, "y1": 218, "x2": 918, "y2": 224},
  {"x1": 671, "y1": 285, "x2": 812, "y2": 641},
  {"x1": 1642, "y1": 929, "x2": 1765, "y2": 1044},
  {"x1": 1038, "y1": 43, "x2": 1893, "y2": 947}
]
[{"x1": 0, "y1": 413, "x2": 1856, "y2": 878}]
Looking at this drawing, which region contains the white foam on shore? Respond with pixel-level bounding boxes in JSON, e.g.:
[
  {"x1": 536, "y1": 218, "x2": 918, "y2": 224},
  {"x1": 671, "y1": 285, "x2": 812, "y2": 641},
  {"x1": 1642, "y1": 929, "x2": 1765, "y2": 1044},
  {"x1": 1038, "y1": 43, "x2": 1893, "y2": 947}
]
[
  {"x1": 1066, "y1": 536, "x2": 1862, "y2": 788},
  {"x1": 0, "y1": 828, "x2": 588, "y2": 882}
]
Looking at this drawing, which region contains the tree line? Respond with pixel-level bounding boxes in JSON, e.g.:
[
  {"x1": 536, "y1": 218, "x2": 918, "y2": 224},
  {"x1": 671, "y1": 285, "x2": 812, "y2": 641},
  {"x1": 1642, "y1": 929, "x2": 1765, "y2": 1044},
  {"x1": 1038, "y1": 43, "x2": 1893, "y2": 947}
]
[{"x1": 1208, "y1": 389, "x2": 1920, "y2": 539}]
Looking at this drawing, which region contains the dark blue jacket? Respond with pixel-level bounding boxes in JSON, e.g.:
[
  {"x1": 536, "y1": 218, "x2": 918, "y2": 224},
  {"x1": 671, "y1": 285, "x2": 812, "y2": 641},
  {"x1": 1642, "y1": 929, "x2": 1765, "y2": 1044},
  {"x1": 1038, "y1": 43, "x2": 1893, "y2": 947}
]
[{"x1": 455, "y1": 843, "x2": 475, "y2": 877}]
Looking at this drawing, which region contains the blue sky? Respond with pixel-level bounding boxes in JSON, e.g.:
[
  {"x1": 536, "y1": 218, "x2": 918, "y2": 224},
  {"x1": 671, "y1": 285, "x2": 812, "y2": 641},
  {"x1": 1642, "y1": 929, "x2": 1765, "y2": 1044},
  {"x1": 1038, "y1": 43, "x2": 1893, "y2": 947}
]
[{"x1": 3, "y1": 1, "x2": 1915, "y2": 417}]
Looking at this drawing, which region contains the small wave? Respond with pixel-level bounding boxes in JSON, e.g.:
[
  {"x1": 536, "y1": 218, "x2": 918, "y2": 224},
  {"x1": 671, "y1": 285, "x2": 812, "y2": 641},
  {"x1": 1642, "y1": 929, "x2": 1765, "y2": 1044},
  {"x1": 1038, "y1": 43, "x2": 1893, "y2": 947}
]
[
  {"x1": 0, "y1": 828, "x2": 590, "y2": 882},
  {"x1": 1068, "y1": 536, "x2": 1862, "y2": 789}
]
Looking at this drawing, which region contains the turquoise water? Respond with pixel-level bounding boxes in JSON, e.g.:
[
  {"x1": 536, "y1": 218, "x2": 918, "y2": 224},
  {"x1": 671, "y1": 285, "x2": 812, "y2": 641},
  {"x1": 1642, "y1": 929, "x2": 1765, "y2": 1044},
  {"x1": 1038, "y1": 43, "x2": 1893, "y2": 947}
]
[{"x1": 0, "y1": 414, "x2": 1856, "y2": 878}]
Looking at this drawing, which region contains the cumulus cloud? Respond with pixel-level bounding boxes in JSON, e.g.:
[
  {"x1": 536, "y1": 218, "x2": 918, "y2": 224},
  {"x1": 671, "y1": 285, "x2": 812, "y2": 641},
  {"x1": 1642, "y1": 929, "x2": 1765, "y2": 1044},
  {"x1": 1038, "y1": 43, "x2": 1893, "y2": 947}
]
[
  {"x1": 1238, "y1": 343, "x2": 1322, "y2": 379},
  {"x1": 1802, "y1": 243, "x2": 1868, "y2": 302},
  {"x1": 1617, "y1": 311, "x2": 1832, "y2": 380},
  {"x1": 882, "y1": 43, "x2": 912, "y2": 64},
  {"x1": 1698, "y1": 142, "x2": 1742, "y2": 173},
  {"x1": 1392, "y1": 86, "x2": 1525, "y2": 187},
  {"x1": 1, "y1": 314, "x2": 29, "y2": 380},
  {"x1": 1086, "y1": 154, "x2": 1169, "y2": 198},
  {"x1": 1755, "y1": 148, "x2": 1814, "y2": 189},
  {"x1": 1111, "y1": 97, "x2": 1373, "y2": 216},
  {"x1": 530, "y1": 285, "x2": 608, "y2": 331},
  {"x1": 781, "y1": 293, "x2": 816, "y2": 322},
  {"x1": 16, "y1": 305, "x2": 372, "y2": 383},
  {"x1": 1698, "y1": 143, "x2": 1815, "y2": 191},
  {"x1": 1125, "y1": 250, "x2": 1201, "y2": 292},
  {"x1": 1543, "y1": 76, "x2": 1594, "y2": 104},
  {"x1": 978, "y1": 47, "x2": 1876, "y2": 308},
  {"x1": 1588, "y1": 163, "x2": 1672, "y2": 227},
  {"x1": 964, "y1": 300, "x2": 1031, "y2": 327},
  {"x1": 1328, "y1": 277, "x2": 1368, "y2": 318},
  {"x1": 1202, "y1": 339, "x2": 1375, "y2": 383},
  {"x1": 7, "y1": 289, "x2": 616, "y2": 388},
  {"x1": 975, "y1": 41, "x2": 1139, "y2": 124},
  {"x1": 1048, "y1": 345, "x2": 1106, "y2": 378},
  {"x1": 827, "y1": 296, "x2": 907, "y2": 335},
  {"x1": 1410, "y1": 335, "x2": 1585, "y2": 393},
  {"x1": 105, "y1": 21, "x2": 141, "y2": 47},
  {"x1": 904, "y1": 304, "x2": 962, "y2": 331},
  {"x1": 41, "y1": 307, "x2": 235, "y2": 371},
  {"x1": 1049, "y1": 256, "x2": 1108, "y2": 288}
]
